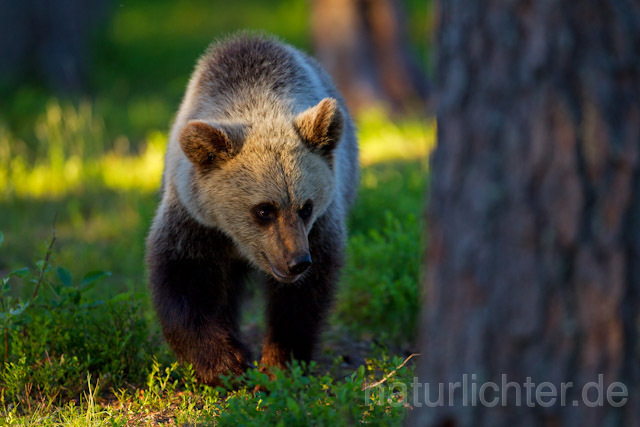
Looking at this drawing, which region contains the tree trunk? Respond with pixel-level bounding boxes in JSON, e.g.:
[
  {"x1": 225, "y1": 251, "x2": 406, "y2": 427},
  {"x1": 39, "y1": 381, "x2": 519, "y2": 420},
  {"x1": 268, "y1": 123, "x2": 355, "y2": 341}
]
[
  {"x1": 410, "y1": 1, "x2": 640, "y2": 426},
  {"x1": 0, "y1": 0, "x2": 109, "y2": 93},
  {"x1": 310, "y1": 0, "x2": 429, "y2": 113}
]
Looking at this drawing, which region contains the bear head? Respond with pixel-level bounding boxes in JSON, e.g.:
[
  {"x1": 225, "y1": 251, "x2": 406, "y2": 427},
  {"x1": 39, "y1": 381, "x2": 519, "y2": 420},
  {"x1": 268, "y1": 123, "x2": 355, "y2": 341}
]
[{"x1": 177, "y1": 97, "x2": 343, "y2": 283}]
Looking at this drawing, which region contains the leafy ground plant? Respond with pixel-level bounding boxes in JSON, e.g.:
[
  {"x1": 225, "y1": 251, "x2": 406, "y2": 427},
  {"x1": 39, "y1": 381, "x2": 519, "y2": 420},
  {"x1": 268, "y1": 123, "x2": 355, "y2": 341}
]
[
  {"x1": 0, "y1": 96, "x2": 430, "y2": 425},
  {"x1": 0, "y1": 227, "x2": 154, "y2": 412},
  {"x1": 0, "y1": 227, "x2": 418, "y2": 425}
]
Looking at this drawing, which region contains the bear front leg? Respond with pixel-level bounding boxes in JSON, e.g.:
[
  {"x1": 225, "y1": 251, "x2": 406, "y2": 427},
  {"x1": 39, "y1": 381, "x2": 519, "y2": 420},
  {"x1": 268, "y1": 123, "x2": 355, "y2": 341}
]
[
  {"x1": 149, "y1": 255, "x2": 251, "y2": 385},
  {"x1": 261, "y1": 220, "x2": 344, "y2": 369}
]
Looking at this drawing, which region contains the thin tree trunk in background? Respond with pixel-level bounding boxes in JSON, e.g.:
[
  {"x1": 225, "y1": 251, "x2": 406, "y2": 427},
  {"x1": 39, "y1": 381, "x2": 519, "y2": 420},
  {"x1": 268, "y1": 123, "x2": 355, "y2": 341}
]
[
  {"x1": 410, "y1": 1, "x2": 640, "y2": 426},
  {"x1": 0, "y1": 0, "x2": 108, "y2": 93},
  {"x1": 311, "y1": 0, "x2": 429, "y2": 113}
]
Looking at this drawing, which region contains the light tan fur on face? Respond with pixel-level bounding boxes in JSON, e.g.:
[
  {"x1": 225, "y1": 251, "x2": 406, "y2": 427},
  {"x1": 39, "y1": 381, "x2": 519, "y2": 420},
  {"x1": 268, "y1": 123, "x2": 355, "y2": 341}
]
[
  {"x1": 187, "y1": 115, "x2": 336, "y2": 278},
  {"x1": 159, "y1": 34, "x2": 359, "y2": 282}
]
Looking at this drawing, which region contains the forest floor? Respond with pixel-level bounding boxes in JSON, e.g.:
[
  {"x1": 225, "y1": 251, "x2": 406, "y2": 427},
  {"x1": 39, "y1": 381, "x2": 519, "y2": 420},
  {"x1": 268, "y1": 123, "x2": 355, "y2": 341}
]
[{"x1": 0, "y1": 103, "x2": 432, "y2": 425}]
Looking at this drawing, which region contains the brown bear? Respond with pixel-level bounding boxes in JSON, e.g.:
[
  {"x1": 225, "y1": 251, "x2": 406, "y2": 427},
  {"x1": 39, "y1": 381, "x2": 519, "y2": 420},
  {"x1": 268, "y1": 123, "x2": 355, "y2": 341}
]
[{"x1": 146, "y1": 33, "x2": 358, "y2": 385}]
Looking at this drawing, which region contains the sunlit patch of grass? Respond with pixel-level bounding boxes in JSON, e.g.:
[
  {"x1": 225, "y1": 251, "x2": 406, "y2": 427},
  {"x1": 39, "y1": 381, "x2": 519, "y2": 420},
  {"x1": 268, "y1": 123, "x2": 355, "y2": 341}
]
[
  {"x1": 1, "y1": 102, "x2": 431, "y2": 201},
  {"x1": 4, "y1": 134, "x2": 166, "y2": 198},
  {"x1": 357, "y1": 108, "x2": 434, "y2": 166},
  {"x1": 0, "y1": 102, "x2": 166, "y2": 200},
  {"x1": 3, "y1": 154, "x2": 84, "y2": 199},
  {"x1": 101, "y1": 131, "x2": 165, "y2": 192},
  {"x1": 0, "y1": 100, "x2": 103, "y2": 199}
]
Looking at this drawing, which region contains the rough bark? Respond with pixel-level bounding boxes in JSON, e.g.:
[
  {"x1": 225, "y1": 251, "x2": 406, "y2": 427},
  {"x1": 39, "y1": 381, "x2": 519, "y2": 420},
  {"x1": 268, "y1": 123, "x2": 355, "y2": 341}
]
[
  {"x1": 410, "y1": 1, "x2": 640, "y2": 426},
  {"x1": 310, "y1": 0, "x2": 429, "y2": 113}
]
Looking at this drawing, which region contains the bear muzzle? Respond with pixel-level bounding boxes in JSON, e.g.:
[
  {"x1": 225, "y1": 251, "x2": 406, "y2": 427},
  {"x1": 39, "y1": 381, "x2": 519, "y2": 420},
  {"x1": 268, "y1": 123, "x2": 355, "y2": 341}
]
[
  {"x1": 288, "y1": 253, "x2": 312, "y2": 275},
  {"x1": 264, "y1": 251, "x2": 312, "y2": 283}
]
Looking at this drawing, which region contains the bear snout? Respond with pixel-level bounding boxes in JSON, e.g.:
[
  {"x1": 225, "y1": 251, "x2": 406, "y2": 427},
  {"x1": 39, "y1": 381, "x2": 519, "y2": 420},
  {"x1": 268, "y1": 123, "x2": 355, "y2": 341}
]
[
  {"x1": 288, "y1": 253, "x2": 312, "y2": 275},
  {"x1": 263, "y1": 251, "x2": 312, "y2": 283}
]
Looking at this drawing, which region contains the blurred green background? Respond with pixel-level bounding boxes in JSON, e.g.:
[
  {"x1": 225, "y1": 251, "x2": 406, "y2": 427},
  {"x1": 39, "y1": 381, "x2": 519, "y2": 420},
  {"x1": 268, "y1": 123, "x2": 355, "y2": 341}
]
[{"x1": 1, "y1": 0, "x2": 430, "y2": 145}]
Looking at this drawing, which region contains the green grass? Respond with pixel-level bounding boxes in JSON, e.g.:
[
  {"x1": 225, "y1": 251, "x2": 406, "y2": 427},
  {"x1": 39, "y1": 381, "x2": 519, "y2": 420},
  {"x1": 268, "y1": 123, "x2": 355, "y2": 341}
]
[
  {"x1": 0, "y1": 103, "x2": 431, "y2": 424},
  {"x1": 0, "y1": 0, "x2": 431, "y2": 423}
]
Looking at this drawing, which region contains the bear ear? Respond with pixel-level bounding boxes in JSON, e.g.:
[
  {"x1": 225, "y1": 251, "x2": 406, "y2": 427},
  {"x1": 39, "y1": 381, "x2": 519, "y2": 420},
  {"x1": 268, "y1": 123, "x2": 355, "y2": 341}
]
[
  {"x1": 294, "y1": 98, "x2": 344, "y2": 160},
  {"x1": 179, "y1": 121, "x2": 238, "y2": 169}
]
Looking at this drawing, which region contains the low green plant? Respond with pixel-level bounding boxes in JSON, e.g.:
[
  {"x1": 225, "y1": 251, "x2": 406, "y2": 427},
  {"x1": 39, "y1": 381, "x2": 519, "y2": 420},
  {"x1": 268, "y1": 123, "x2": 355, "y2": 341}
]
[
  {"x1": 337, "y1": 212, "x2": 422, "y2": 344},
  {"x1": 0, "y1": 228, "x2": 155, "y2": 412},
  {"x1": 0, "y1": 91, "x2": 429, "y2": 425},
  {"x1": 217, "y1": 359, "x2": 412, "y2": 427},
  {"x1": 133, "y1": 356, "x2": 415, "y2": 426},
  {"x1": 0, "y1": 227, "x2": 418, "y2": 425}
]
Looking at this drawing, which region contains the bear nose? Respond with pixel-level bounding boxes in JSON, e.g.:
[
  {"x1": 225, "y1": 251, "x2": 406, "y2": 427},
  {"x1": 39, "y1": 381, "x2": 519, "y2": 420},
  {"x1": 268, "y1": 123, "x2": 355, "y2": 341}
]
[{"x1": 288, "y1": 253, "x2": 312, "y2": 275}]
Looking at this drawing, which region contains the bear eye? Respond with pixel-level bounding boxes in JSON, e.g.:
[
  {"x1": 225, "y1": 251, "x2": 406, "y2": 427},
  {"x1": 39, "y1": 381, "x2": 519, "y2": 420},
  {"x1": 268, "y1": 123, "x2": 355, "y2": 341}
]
[
  {"x1": 299, "y1": 200, "x2": 313, "y2": 221},
  {"x1": 254, "y1": 203, "x2": 276, "y2": 224}
]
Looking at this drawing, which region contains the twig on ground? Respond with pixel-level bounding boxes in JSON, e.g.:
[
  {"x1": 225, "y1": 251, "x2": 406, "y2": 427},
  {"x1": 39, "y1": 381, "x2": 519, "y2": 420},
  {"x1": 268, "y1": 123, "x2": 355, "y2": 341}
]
[{"x1": 362, "y1": 353, "x2": 421, "y2": 390}]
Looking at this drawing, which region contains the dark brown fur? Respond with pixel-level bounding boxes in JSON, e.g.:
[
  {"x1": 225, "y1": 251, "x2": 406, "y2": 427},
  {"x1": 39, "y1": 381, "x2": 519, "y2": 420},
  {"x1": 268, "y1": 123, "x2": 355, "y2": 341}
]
[
  {"x1": 146, "y1": 197, "x2": 252, "y2": 382},
  {"x1": 146, "y1": 192, "x2": 343, "y2": 383}
]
